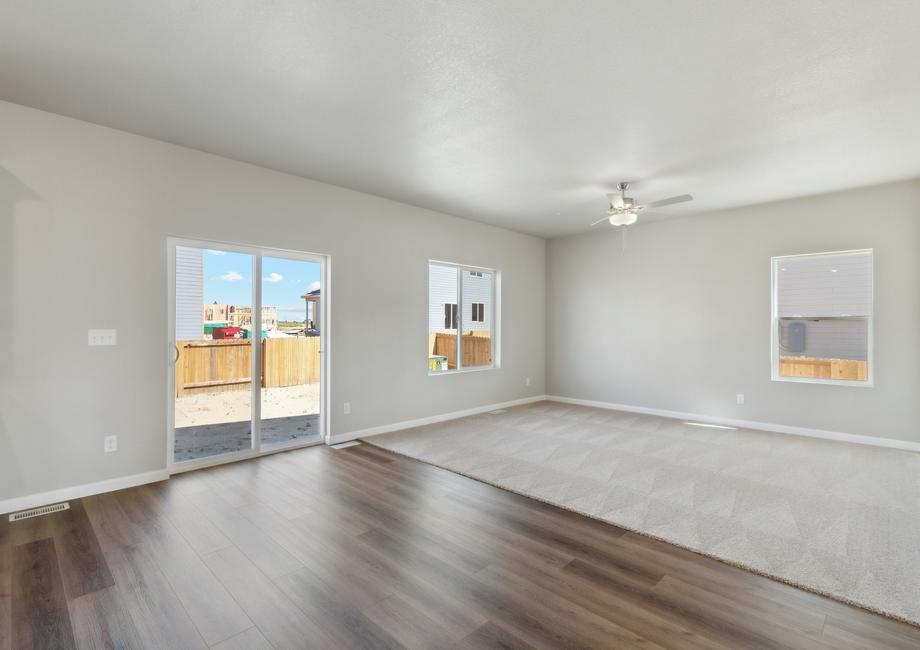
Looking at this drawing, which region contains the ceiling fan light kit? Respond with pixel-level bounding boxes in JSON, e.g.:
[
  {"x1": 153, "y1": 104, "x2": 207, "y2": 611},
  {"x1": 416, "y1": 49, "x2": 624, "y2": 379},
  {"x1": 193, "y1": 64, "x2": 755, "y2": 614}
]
[
  {"x1": 608, "y1": 212, "x2": 638, "y2": 226},
  {"x1": 591, "y1": 181, "x2": 693, "y2": 229}
]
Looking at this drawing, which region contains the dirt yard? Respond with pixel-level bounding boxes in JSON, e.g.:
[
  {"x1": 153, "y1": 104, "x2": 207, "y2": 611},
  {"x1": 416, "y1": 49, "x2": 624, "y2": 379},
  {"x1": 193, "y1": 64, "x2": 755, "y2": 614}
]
[{"x1": 174, "y1": 383, "x2": 320, "y2": 428}]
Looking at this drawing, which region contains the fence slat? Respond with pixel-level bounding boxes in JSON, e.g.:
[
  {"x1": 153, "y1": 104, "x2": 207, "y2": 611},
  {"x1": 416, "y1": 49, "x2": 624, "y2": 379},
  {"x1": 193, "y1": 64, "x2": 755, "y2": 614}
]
[
  {"x1": 432, "y1": 333, "x2": 491, "y2": 369},
  {"x1": 175, "y1": 337, "x2": 320, "y2": 395}
]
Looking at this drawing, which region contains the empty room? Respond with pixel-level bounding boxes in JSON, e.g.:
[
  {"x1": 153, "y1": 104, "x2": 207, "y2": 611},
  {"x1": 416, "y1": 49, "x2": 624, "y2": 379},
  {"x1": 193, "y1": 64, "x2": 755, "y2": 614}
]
[{"x1": 2, "y1": 1, "x2": 919, "y2": 648}]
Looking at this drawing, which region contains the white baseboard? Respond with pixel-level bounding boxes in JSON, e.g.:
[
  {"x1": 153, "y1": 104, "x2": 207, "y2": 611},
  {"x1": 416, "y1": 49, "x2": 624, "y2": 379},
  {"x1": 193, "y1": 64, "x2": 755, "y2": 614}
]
[
  {"x1": 328, "y1": 395, "x2": 548, "y2": 445},
  {"x1": 546, "y1": 395, "x2": 920, "y2": 453},
  {"x1": 0, "y1": 468, "x2": 169, "y2": 516}
]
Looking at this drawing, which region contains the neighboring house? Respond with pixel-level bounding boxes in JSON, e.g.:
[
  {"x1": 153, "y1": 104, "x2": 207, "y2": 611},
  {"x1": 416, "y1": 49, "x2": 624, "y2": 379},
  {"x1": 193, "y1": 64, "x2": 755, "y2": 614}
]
[
  {"x1": 777, "y1": 251, "x2": 871, "y2": 361},
  {"x1": 428, "y1": 265, "x2": 492, "y2": 334},
  {"x1": 204, "y1": 303, "x2": 278, "y2": 329},
  {"x1": 175, "y1": 246, "x2": 279, "y2": 339},
  {"x1": 301, "y1": 288, "x2": 321, "y2": 332}
]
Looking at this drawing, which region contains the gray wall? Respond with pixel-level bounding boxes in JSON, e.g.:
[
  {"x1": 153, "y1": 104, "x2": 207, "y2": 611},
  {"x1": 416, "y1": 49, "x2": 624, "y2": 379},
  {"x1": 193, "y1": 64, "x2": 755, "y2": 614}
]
[
  {"x1": 546, "y1": 179, "x2": 920, "y2": 442},
  {"x1": 0, "y1": 101, "x2": 546, "y2": 501}
]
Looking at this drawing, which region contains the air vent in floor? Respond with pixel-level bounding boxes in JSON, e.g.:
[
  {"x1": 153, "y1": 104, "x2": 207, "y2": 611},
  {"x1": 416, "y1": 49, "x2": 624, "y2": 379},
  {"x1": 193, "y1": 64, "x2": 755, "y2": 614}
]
[{"x1": 9, "y1": 502, "x2": 70, "y2": 522}]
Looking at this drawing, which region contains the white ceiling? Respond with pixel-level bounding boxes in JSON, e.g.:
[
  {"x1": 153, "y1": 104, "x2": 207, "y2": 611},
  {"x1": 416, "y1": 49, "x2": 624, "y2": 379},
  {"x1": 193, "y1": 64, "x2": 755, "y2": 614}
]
[{"x1": 2, "y1": 1, "x2": 919, "y2": 237}]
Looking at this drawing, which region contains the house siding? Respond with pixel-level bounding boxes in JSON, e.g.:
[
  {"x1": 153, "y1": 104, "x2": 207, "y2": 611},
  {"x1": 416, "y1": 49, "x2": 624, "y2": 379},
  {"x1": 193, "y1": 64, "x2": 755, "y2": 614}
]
[
  {"x1": 175, "y1": 246, "x2": 203, "y2": 340},
  {"x1": 428, "y1": 263, "x2": 492, "y2": 333},
  {"x1": 777, "y1": 251, "x2": 872, "y2": 318},
  {"x1": 777, "y1": 250, "x2": 872, "y2": 360}
]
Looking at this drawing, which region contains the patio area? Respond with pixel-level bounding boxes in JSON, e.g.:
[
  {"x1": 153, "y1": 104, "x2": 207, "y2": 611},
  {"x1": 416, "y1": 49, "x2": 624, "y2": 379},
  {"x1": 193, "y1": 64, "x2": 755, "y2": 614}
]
[{"x1": 175, "y1": 383, "x2": 321, "y2": 462}]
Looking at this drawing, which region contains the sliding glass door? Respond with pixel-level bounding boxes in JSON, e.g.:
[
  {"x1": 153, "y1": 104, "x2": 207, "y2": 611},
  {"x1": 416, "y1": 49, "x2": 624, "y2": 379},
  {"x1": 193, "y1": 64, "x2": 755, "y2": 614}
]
[
  {"x1": 259, "y1": 255, "x2": 323, "y2": 451},
  {"x1": 169, "y1": 239, "x2": 326, "y2": 469}
]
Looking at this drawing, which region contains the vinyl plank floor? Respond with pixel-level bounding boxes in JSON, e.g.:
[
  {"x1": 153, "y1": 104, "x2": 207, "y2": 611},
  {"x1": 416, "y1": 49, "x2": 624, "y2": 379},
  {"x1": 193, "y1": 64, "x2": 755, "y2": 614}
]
[
  {"x1": 67, "y1": 585, "x2": 143, "y2": 650},
  {"x1": 457, "y1": 620, "x2": 538, "y2": 650},
  {"x1": 47, "y1": 502, "x2": 114, "y2": 600},
  {"x1": 11, "y1": 538, "x2": 76, "y2": 649},
  {"x1": 2, "y1": 442, "x2": 919, "y2": 649},
  {"x1": 202, "y1": 545, "x2": 342, "y2": 649},
  {"x1": 210, "y1": 626, "x2": 274, "y2": 650},
  {"x1": 104, "y1": 544, "x2": 207, "y2": 649},
  {"x1": 0, "y1": 524, "x2": 11, "y2": 650},
  {"x1": 131, "y1": 517, "x2": 252, "y2": 645}
]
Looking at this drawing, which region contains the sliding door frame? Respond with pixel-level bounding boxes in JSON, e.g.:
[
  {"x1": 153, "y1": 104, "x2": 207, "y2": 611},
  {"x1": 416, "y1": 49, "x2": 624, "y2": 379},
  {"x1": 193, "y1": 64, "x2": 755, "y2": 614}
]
[{"x1": 167, "y1": 236, "x2": 331, "y2": 475}]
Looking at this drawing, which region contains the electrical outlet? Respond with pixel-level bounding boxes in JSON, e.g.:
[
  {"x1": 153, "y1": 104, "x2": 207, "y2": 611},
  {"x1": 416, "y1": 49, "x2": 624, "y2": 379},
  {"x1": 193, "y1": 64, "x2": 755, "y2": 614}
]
[
  {"x1": 736, "y1": 393, "x2": 745, "y2": 405},
  {"x1": 525, "y1": 377, "x2": 531, "y2": 387},
  {"x1": 88, "y1": 329, "x2": 117, "y2": 346},
  {"x1": 343, "y1": 402, "x2": 351, "y2": 415},
  {"x1": 104, "y1": 435, "x2": 118, "y2": 453}
]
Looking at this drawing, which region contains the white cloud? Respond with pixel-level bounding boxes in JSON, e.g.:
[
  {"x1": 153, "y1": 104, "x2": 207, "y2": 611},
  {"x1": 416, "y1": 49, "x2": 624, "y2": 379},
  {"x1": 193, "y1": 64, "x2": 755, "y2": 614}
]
[
  {"x1": 206, "y1": 249, "x2": 226, "y2": 255},
  {"x1": 307, "y1": 281, "x2": 320, "y2": 292},
  {"x1": 220, "y1": 271, "x2": 243, "y2": 281},
  {"x1": 265, "y1": 272, "x2": 284, "y2": 283}
]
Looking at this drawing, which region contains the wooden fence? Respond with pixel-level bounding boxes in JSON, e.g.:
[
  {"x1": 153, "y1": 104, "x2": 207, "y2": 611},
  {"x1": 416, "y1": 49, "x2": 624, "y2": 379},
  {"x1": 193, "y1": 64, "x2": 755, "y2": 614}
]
[
  {"x1": 175, "y1": 337, "x2": 320, "y2": 396},
  {"x1": 432, "y1": 332, "x2": 492, "y2": 369},
  {"x1": 779, "y1": 356, "x2": 867, "y2": 381}
]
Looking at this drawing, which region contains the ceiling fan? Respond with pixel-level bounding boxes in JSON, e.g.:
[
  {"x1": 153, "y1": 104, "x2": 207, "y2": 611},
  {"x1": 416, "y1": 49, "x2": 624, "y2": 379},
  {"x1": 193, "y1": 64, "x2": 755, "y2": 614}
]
[{"x1": 591, "y1": 182, "x2": 693, "y2": 227}]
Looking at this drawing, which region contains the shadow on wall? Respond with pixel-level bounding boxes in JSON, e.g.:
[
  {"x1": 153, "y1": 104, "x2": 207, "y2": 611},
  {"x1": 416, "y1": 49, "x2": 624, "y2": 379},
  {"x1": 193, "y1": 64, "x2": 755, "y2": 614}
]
[{"x1": 0, "y1": 166, "x2": 41, "y2": 500}]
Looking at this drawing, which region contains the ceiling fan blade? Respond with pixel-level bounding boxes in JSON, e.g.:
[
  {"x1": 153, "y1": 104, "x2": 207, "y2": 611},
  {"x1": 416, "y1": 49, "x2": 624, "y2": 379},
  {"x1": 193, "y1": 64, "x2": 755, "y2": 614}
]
[
  {"x1": 590, "y1": 216, "x2": 610, "y2": 226},
  {"x1": 606, "y1": 192, "x2": 625, "y2": 208},
  {"x1": 641, "y1": 194, "x2": 693, "y2": 209}
]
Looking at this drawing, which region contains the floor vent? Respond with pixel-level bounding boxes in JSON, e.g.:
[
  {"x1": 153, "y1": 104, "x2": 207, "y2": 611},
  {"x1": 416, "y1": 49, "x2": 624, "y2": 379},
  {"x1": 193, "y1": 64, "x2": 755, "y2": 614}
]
[
  {"x1": 9, "y1": 502, "x2": 70, "y2": 522},
  {"x1": 331, "y1": 441, "x2": 361, "y2": 449}
]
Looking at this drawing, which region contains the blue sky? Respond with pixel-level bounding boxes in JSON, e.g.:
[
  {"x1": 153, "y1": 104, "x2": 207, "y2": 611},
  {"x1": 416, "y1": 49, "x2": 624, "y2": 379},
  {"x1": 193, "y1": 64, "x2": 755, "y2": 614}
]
[{"x1": 204, "y1": 250, "x2": 320, "y2": 322}]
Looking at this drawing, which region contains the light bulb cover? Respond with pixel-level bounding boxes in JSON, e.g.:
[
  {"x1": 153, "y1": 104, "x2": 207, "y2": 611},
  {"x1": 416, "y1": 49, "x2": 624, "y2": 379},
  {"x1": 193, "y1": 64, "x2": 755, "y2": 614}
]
[{"x1": 608, "y1": 212, "x2": 638, "y2": 226}]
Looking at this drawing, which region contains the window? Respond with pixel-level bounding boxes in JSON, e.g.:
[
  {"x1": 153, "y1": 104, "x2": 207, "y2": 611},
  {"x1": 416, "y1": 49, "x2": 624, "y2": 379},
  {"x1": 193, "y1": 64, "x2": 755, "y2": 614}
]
[
  {"x1": 771, "y1": 249, "x2": 872, "y2": 385},
  {"x1": 443, "y1": 303, "x2": 458, "y2": 329},
  {"x1": 428, "y1": 261, "x2": 498, "y2": 373},
  {"x1": 471, "y1": 303, "x2": 484, "y2": 322}
]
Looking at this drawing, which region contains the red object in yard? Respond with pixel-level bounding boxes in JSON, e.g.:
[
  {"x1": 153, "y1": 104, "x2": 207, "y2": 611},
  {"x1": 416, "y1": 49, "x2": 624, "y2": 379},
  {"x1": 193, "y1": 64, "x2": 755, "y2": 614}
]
[{"x1": 212, "y1": 326, "x2": 242, "y2": 339}]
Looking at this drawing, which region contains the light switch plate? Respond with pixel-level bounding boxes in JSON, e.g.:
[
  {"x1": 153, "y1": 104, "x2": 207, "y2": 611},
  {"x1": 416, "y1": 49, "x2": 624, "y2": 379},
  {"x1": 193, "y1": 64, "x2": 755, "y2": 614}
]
[{"x1": 88, "y1": 329, "x2": 117, "y2": 346}]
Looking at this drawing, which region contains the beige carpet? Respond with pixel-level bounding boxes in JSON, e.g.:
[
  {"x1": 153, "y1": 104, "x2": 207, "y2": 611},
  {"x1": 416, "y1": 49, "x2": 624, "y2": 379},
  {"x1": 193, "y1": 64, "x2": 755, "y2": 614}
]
[{"x1": 366, "y1": 400, "x2": 920, "y2": 626}]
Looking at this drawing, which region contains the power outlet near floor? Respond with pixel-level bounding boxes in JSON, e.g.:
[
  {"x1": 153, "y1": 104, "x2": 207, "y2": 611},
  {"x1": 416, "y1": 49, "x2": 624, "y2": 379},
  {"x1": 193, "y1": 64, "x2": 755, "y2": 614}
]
[
  {"x1": 104, "y1": 435, "x2": 118, "y2": 453},
  {"x1": 343, "y1": 402, "x2": 351, "y2": 415},
  {"x1": 525, "y1": 377, "x2": 531, "y2": 387},
  {"x1": 736, "y1": 393, "x2": 745, "y2": 405}
]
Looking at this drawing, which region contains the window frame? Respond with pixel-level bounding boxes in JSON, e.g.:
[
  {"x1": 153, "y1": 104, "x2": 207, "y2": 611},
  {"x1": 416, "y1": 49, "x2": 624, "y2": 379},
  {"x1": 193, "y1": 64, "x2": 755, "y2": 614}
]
[
  {"x1": 770, "y1": 248, "x2": 874, "y2": 388},
  {"x1": 444, "y1": 302, "x2": 458, "y2": 329},
  {"x1": 471, "y1": 302, "x2": 485, "y2": 323},
  {"x1": 428, "y1": 260, "x2": 500, "y2": 375}
]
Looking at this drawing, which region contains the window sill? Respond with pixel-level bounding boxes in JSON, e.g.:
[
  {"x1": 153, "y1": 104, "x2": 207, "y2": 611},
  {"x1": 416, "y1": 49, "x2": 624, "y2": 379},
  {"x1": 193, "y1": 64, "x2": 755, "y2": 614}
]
[
  {"x1": 771, "y1": 375, "x2": 873, "y2": 388},
  {"x1": 428, "y1": 365, "x2": 498, "y2": 377}
]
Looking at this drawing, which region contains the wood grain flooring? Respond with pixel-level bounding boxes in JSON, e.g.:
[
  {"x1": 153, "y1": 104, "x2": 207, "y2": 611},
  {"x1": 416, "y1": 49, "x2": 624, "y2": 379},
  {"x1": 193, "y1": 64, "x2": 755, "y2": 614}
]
[{"x1": 2, "y1": 442, "x2": 919, "y2": 649}]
